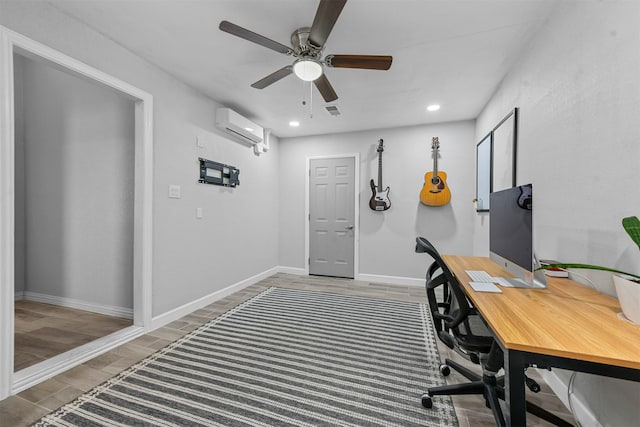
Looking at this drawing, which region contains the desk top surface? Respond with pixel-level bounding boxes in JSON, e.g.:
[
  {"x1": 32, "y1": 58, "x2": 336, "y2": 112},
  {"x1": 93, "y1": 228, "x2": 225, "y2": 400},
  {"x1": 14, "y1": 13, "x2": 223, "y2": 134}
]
[{"x1": 443, "y1": 255, "x2": 640, "y2": 370}]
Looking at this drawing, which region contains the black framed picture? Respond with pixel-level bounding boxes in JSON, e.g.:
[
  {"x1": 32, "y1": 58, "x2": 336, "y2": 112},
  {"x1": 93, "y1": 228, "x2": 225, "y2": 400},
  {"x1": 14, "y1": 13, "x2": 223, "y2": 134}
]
[
  {"x1": 491, "y1": 108, "x2": 518, "y2": 192},
  {"x1": 475, "y1": 132, "x2": 492, "y2": 212}
]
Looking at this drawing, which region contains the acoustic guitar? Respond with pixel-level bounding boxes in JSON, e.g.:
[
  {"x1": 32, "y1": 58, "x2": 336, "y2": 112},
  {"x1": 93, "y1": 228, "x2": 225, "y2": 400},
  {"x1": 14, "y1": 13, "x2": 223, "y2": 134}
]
[
  {"x1": 420, "y1": 137, "x2": 451, "y2": 206},
  {"x1": 369, "y1": 139, "x2": 391, "y2": 211}
]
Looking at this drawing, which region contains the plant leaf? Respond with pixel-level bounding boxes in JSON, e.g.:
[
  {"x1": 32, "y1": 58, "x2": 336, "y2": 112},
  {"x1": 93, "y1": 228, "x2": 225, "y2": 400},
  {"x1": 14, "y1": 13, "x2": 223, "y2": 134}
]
[{"x1": 622, "y1": 216, "x2": 640, "y2": 250}]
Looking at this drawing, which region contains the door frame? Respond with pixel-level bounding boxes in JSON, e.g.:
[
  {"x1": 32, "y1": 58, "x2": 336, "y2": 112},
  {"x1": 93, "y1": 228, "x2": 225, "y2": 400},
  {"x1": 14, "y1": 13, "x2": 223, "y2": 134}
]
[
  {"x1": 0, "y1": 26, "x2": 153, "y2": 399},
  {"x1": 305, "y1": 154, "x2": 360, "y2": 277}
]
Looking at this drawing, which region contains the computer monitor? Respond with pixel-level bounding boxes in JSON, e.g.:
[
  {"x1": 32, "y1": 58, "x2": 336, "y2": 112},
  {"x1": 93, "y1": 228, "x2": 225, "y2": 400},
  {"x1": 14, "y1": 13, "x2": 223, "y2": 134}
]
[{"x1": 489, "y1": 184, "x2": 547, "y2": 288}]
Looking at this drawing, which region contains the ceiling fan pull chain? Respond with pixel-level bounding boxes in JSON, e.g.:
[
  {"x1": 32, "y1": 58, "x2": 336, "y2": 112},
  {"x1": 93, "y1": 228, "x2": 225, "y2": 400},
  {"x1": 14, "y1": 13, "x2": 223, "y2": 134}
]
[
  {"x1": 301, "y1": 79, "x2": 307, "y2": 108},
  {"x1": 309, "y1": 81, "x2": 314, "y2": 118}
]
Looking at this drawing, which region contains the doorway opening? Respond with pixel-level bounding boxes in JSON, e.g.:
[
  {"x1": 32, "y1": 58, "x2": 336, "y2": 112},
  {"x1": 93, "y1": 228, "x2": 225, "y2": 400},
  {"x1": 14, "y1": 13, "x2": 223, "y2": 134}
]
[
  {"x1": 13, "y1": 50, "x2": 136, "y2": 371},
  {"x1": 0, "y1": 26, "x2": 153, "y2": 399}
]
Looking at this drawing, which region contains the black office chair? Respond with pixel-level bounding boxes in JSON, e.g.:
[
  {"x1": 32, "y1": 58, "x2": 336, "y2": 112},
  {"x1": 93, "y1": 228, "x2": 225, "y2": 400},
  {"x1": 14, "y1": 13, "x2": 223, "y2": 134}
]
[{"x1": 415, "y1": 237, "x2": 572, "y2": 427}]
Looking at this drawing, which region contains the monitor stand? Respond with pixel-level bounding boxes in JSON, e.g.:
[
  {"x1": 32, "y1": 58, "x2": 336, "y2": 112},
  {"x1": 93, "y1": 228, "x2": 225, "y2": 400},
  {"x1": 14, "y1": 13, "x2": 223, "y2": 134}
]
[
  {"x1": 500, "y1": 277, "x2": 546, "y2": 288},
  {"x1": 489, "y1": 253, "x2": 548, "y2": 289}
]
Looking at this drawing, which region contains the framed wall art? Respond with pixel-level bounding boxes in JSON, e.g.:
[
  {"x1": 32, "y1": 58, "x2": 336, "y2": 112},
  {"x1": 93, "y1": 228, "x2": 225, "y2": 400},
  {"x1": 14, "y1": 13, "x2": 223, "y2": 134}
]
[
  {"x1": 475, "y1": 132, "x2": 492, "y2": 212},
  {"x1": 491, "y1": 107, "x2": 518, "y2": 193}
]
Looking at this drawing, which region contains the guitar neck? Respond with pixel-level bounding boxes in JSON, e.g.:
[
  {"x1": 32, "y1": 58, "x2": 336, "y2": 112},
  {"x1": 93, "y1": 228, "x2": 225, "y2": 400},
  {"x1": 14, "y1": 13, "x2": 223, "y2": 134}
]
[
  {"x1": 431, "y1": 137, "x2": 440, "y2": 185},
  {"x1": 433, "y1": 149, "x2": 438, "y2": 176},
  {"x1": 378, "y1": 152, "x2": 383, "y2": 188}
]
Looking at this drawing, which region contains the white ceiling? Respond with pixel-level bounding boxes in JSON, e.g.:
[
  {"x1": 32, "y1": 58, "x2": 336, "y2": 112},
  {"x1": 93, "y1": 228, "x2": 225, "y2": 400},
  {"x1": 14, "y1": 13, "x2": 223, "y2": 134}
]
[{"x1": 47, "y1": 0, "x2": 558, "y2": 138}]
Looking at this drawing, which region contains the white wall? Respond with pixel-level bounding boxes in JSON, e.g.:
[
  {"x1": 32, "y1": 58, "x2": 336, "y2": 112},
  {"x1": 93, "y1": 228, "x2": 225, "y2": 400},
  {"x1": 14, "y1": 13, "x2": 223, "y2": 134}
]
[
  {"x1": 476, "y1": 1, "x2": 640, "y2": 282},
  {"x1": 15, "y1": 53, "x2": 136, "y2": 309},
  {"x1": 0, "y1": 1, "x2": 280, "y2": 318},
  {"x1": 279, "y1": 121, "x2": 476, "y2": 281},
  {"x1": 475, "y1": 1, "x2": 640, "y2": 425}
]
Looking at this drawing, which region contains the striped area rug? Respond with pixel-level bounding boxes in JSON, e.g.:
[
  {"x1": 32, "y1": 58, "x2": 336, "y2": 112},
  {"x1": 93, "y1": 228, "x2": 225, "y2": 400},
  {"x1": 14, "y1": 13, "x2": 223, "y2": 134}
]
[{"x1": 35, "y1": 287, "x2": 458, "y2": 426}]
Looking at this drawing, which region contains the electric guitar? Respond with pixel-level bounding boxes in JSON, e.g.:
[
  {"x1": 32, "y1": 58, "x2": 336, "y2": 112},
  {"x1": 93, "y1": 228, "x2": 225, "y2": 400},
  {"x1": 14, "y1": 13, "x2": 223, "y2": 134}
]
[
  {"x1": 369, "y1": 139, "x2": 391, "y2": 211},
  {"x1": 420, "y1": 137, "x2": 451, "y2": 206},
  {"x1": 517, "y1": 184, "x2": 533, "y2": 210}
]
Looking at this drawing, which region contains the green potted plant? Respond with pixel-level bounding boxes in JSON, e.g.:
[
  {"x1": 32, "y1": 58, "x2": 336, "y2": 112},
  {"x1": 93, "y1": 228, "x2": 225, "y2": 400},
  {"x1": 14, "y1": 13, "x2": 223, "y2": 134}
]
[{"x1": 543, "y1": 216, "x2": 640, "y2": 325}]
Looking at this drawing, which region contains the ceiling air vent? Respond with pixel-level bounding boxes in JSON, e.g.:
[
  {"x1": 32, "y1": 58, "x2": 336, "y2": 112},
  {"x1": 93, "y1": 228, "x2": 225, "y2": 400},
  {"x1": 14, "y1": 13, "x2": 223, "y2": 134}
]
[{"x1": 325, "y1": 105, "x2": 341, "y2": 116}]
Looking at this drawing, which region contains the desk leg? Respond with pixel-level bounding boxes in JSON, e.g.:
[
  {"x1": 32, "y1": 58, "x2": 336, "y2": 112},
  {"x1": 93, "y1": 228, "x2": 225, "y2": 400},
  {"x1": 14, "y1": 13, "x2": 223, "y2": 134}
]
[{"x1": 504, "y1": 349, "x2": 527, "y2": 426}]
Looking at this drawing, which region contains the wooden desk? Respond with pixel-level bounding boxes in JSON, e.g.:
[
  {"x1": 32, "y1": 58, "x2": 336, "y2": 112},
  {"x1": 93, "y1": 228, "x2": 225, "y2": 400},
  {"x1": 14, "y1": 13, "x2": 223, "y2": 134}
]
[{"x1": 443, "y1": 255, "x2": 640, "y2": 426}]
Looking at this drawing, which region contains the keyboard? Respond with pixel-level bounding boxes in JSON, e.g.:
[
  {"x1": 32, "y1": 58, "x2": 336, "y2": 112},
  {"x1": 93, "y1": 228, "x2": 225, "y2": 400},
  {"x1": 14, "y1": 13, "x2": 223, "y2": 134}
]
[
  {"x1": 465, "y1": 270, "x2": 533, "y2": 288},
  {"x1": 492, "y1": 277, "x2": 516, "y2": 287},
  {"x1": 465, "y1": 270, "x2": 494, "y2": 282}
]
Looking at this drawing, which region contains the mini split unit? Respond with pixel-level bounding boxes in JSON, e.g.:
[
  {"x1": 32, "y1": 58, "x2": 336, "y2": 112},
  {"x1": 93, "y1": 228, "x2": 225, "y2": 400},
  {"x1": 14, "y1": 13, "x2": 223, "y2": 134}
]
[{"x1": 216, "y1": 108, "x2": 264, "y2": 145}]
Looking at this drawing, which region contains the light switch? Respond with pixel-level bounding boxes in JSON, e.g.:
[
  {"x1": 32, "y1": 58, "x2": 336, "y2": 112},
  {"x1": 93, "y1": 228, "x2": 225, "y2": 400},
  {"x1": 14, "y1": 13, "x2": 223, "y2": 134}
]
[
  {"x1": 196, "y1": 207, "x2": 203, "y2": 219},
  {"x1": 168, "y1": 185, "x2": 181, "y2": 199},
  {"x1": 196, "y1": 136, "x2": 204, "y2": 148}
]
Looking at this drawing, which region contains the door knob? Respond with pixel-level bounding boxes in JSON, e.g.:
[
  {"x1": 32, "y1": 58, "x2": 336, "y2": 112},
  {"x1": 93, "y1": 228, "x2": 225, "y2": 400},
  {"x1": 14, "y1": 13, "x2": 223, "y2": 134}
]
[{"x1": 346, "y1": 225, "x2": 354, "y2": 230}]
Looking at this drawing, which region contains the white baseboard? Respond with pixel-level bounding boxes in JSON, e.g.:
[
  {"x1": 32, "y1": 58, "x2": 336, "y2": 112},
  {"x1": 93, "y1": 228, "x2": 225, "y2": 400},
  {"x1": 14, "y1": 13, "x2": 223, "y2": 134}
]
[
  {"x1": 11, "y1": 266, "x2": 426, "y2": 398},
  {"x1": 14, "y1": 291, "x2": 24, "y2": 301},
  {"x1": 357, "y1": 273, "x2": 424, "y2": 287},
  {"x1": 150, "y1": 266, "x2": 279, "y2": 330},
  {"x1": 13, "y1": 325, "x2": 144, "y2": 394},
  {"x1": 539, "y1": 369, "x2": 601, "y2": 426},
  {"x1": 151, "y1": 266, "x2": 424, "y2": 330},
  {"x1": 21, "y1": 291, "x2": 133, "y2": 319},
  {"x1": 275, "y1": 266, "x2": 423, "y2": 287},
  {"x1": 277, "y1": 266, "x2": 307, "y2": 276},
  {"x1": 12, "y1": 266, "x2": 281, "y2": 396}
]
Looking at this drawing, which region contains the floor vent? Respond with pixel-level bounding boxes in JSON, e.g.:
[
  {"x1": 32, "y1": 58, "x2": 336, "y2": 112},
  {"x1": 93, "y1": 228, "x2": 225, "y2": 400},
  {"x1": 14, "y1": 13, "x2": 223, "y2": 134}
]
[{"x1": 325, "y1": 105, "x2": 341, "y2": 116}]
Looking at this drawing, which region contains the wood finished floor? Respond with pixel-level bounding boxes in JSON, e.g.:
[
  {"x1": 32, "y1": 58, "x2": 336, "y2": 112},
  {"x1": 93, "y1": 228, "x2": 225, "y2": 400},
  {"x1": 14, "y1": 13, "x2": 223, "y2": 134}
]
[
  {"x1": 14, "y1": 301, "x2": 133, "y2": 371},
  {"x1": 1, "y1": 274, "x2": 575, "y2": 426}
]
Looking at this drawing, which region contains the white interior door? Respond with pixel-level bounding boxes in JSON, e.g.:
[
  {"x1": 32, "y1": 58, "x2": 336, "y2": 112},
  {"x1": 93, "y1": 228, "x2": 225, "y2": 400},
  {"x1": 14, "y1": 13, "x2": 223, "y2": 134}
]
[{"x1": 309, "y1": 157, "x2": 355, "y2": 278}]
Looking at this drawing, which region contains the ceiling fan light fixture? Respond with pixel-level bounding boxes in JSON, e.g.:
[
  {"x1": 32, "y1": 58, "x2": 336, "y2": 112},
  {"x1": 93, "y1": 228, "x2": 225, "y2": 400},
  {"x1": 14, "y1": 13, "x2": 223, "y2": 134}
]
[{"x1": 293, "y1": 58, "x2": 323, "y2": 81}]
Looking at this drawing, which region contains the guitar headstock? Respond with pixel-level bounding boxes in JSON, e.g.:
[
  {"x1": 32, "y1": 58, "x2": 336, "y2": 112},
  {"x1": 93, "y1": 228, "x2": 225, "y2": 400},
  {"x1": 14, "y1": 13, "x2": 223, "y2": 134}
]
[
  {"x1": 431, "y1": 137, "x2": 440, "y2": 151},
  {"x1": 377, "y1": 139, "x2": 384, "y2": 152}
]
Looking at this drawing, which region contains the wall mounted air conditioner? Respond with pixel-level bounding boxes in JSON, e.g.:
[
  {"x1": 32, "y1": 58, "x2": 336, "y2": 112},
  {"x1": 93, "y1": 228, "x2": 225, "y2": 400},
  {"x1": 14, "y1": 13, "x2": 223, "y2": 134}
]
[{"x1": 216, "y1": 108, "x2": 263, "y2": 145}]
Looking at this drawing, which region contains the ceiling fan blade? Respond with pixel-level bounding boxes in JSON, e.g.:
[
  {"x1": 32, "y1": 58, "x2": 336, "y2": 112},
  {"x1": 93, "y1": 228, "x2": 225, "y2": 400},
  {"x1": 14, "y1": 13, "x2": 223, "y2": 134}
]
[
  {"x1": 308, "y1": 0, "x2": 347, "y2": 48},
  {"x1": 219, "y1": 21, "x2": 292, "y2": 55},
  {"x1": 325, "y1": 54, "x2": 393, "y2": 70},
  {"x1": 314, "y1": 74, "x2": 338, "y2": 102},
  {"x1": 251, "y1": 66, "x2": 293, "y2": 89}
]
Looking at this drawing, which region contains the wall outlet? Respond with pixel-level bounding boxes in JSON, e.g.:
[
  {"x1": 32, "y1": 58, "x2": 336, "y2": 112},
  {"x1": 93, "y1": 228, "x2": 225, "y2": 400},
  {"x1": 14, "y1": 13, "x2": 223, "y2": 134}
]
[{"x1": 168, "y1": 185, "x2": 181, "y2": 199}]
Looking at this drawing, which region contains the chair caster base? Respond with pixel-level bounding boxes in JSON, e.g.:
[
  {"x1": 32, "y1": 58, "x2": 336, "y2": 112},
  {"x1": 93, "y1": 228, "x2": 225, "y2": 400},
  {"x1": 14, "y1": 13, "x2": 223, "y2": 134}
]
[
  {"x1": 526, "y1": 376, "x2": 541, "y2": 393},
  {"x1": 421, "y1": 393, "x2": 433, "y2": 408},
  {"x1": 439, "y1": 364, "x2": 451, "y2": 376}
]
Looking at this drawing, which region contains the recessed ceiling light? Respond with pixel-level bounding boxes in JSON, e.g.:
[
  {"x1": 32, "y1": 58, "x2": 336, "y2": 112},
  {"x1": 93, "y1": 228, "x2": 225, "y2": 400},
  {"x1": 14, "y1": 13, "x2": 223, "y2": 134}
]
[
  {"x1": 289, "y1": 121, "x2": 300, "y2": 127},
  {"x1": 427, "y1": 104, "x2": 441, "y2": 112}
]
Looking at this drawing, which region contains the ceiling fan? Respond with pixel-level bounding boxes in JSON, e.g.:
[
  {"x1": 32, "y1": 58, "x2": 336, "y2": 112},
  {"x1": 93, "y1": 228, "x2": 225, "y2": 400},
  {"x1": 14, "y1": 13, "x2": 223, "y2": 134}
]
[{"x1": 219, "y1": 0, "x2": 392, "y2": 103}]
